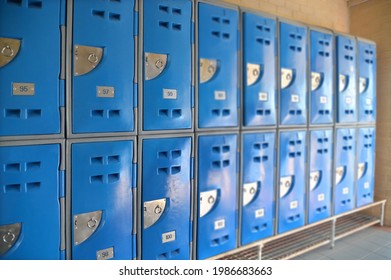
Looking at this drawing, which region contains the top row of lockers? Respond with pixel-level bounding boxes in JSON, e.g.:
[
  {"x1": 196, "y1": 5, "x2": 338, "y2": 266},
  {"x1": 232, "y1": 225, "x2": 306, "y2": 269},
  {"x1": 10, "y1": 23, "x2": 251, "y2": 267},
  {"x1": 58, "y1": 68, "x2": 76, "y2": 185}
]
[{"x1": 0, "y1": 0, "x2": 376, "y2": 140}]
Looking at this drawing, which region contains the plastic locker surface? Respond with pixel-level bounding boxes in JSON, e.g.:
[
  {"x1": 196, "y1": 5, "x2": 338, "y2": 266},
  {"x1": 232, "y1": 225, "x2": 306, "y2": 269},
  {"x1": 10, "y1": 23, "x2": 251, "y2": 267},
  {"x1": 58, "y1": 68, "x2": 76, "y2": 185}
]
[
  {"x1": 197, "y1": 2, "x2": 239, "y2": 128},
  {"x1": 0, "y1": 144, "x2": 61, "y2": 259},
  {"x1": 278, "y1": 130, "x2": 306, "y2": 234},
  {"x1": 241, "y1": 132, "x2": 275, "y2": 245},
  {"x1": 356, "y1": 127, "x2": 375, "y2": 207},
  {"x1": 141, "y1": 137, "x2": 192, "y2": 260},
  {"x1": 309, "y1": 30, "x2": 334, "y2": 125},
  {"x1": 71, "y1": 141, "x2": 135, "y2": 260},
  {"x1": 0, "y1": 0, "x2": 63, "y2": 136},
  {"x1": 142, "y1": 0, "x2": 192, "y2": 131},
  {"x1": 197, "y1": 134, "x2": 238, "y2": 259},
  {"x1": 358, "y1": 40, "x2": 376, "y2": 123},
  {"x1": 334, "y1": 128, "x2": 356, "y2": 215},
  {"x1": 308, "y1": 129, "x2": 332, "y2": 224},
  {"x1": 242, "y1": 12, "x2": 276, "y2": 127},
  {"x1": 279, "y1": 21, "x2": 307, "y2": 126},
  {"x1": 336, "y1": 35, "x2": 357, "y2": 123},
  {"x1": 72, "y1": 0, "x2": 135, "y2": 133}
]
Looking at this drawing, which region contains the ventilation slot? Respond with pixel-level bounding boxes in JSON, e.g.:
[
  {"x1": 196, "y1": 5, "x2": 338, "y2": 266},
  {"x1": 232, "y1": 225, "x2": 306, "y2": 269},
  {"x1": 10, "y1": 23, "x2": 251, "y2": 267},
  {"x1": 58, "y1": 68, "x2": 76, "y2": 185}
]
[
  {"x1": 159, "y1": 21, "x2": 169, "y2": 29},
  {"x1": 222, "y1": 160, "x2": 230, "y2": 167},
  {"x1": 159, "y1": 109, "x2": 169, "y2": 116},
  {"x1": 110, "y1": 0, "x2": 121, "y2": 2},
  {"x1": 212, "y1": 161, "x2": 221, "y2": 168},
  {"x1": 159, "y1": 5, "x2": 169, "y2": 12},
  {"x1": 7, "y1": 0, "x2": 22, "y2": 6},
  {"x1": 108, "y1": 110, "x2": 120, "y2": 118},
  {"x1": 27, "y1": 182, "x2": 41, "y2": 190},
  {"x1": 91, "y1": 157, "x2": 104, "y2": 165},
  {"x1": 91, "y1": 110, "x2": 104, "y2": 117},
  {"x1": 5, "y1": 184, "x2": 21, "y2": 193},
  {"x1": 108, "y1": 173, "x2": 120, "y2": 183},
  {"x1": 212, "y1": 146, "x2": 221, "y2": 153},
  {"x1": 92, "y1": 10, "x2": 105, "y2": 18},
  {"x1": 172, "y1": 23, "x2": 181, "y2": 31},
  {"x1": 289, "y1": 152, "x2": 296, "y2": 158},
  {"x1": 158, "y1": 151, "x2": 168, "y2": 158},
  {"x1": 289, "y1": 140, "x2": 296, "y2": 146},
  {"x1": 172, "y1": 109, "x2": 182, "y2": 118},
  {"x1": 212, "y1": 16, "x2": 220, "y2": 23},
  {"x1": 222, "y1": 19, "x2": 230, "y2": 24},
  {"x1": 253, "y1": 156, "x2": 261, "y2": 163},
  {"x1": 171, "y1": 166, "x2": 181, "y2": 174},
  {"x1": 90, "y1": 175, "x2": 104, "y2": 183},
  {"x1": 28, "y1": 0, "x2": 42, "y2": 8},
  {"x1": 222, "y1": 145, "x2": 230, "y2": 153},
  {"x1": 212, "y1": 31, "x2": 220, "y2": 38},
  {"x1": 158, "y1": 167, "x2": 169, "y2": 175},
  {"x1": 265, "y1": 27, "x2": 271, "y2": 32},
  {"x1": 212, "y1": 109, "x2": 220, "y2": 116},
  {"x1": 222, "y1": 33, "x2": 230, "y2": 39},
  {"x1": 108, "y1": 155, "x2": 119, "y2": 163},
  {"x1": 109, "y1": 13, "x2": 121, "y2": 21},
  {"x1": 5, "y1": 163, "x2": 20, "y2": 172},
  {"x1": 171, "y1": 150, "x2": 181, "y2": 158},
  {"x1": 27, "y1": 109, "x2": 41, "y2": 118},
  {"x1": 254, "y1": 143, "x2": 261, "y2": 150},
  {"x1": 172, "y1": 8, "x2": 181, "y2": 15},
  {"x1": 26, "y1": 161, "x2": 41, "y2": 170},
  {"x1": 5, "y1": 109, "x2": 21, "y2": 118},
  {"x1": 211, "y1": 235, "x2": 229, "y2": 246},
  {"x1": 222, "y1": 109, "x2": 230, "y2": 116}
]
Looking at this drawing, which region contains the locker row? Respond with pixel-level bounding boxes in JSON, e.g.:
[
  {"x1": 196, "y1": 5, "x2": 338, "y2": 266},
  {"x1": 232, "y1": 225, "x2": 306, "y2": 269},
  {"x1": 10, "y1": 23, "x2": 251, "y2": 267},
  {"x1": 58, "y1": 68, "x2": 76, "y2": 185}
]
[
  {"x1": 0, "y1": 126, "x2": 375, "y2": 260},
  {"x1": 0, "y1": 0, "x2": 376, "y2": 140}
]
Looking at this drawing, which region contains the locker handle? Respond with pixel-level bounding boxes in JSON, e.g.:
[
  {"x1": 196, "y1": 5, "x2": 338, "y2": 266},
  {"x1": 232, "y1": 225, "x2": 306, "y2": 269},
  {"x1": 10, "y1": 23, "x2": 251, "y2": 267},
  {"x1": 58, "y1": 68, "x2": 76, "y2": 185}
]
[
  {"x1": 0, "y1": 37, "x2": 21, "y2": 68},
  {"x1": 359, "y1": 77, "x2": 368, "y2": 94},
  {"x1": 145, "y1": 52, "x2": 168, "y2": 80},
  {"x1": 199, "y1": 189, "x2": 219, "y2": 218},
  {"x1": 0, "y1": 223, "x2": 21, "y2": 257},
  {"x1": 246, "y1": 63, "x2": 261, "y2": 86},
  {"x1": 281, "y1": 68, "x2": 294, "y2": 89},
  {"x1": 243, "y1": 182, "x2": 259, "y2": 206},
  {"x1": 339, "y1": 74, "x2": 348, "y2": 93},
  {"x1": 199, "y1": 58, "x2": 218, "y2": 83}
]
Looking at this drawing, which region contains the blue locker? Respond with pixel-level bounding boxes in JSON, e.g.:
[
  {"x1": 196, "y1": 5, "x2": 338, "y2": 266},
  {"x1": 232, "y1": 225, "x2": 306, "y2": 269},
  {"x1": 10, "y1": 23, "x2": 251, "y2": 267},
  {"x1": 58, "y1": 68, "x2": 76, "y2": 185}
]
[
  {"x1": 197, "y1": 2, "x2": 239, "y2": 129},
  {"x1": 71, "y1": 140, "x2": 135, "y2": 260},
  {"x1": 309, "y1": 29, "x2": 334, "y2": 125},
  {"x1": 358, "y1": 40, "x2": 376, "y2": 123},
  {"x1": 72, "y1": 0, "x2": 135, "y2": 134},
  {"x1": 356, "y1": 127, "x2": 375, "y2": 207},
  {"x1": 0, "y1": 1, "x2": 64, "y2": 137},
  {"x1": 242, "y1": 12, "x2": 276, "y2": 127},
  {"x1": 142, "y1": 0, "x2": 192, "y2": 131},
  {"x1": 336, "y1": 34, "x2": 357, "y2": 123},
  {"x1": 0, "y1": 144, "x2": 62, "y2": 259},
  {"x1": 334, "y1": 128, "x2": 356, "y2": 215},
  {"x1": 278, "y1": 130, "x2": 306, "y2": 234},
  {"x1": 197, "y1": 134, "x2": 238, "y2": 259},
  {"x1": 308, "y1": 129, "x2": 332, "y2": 224},
  {"x1": 279, "y1": 21, "x2": 307, "y2": 126},
  {"x1": 241, "y1": 132, "x2": 275, "y2": 245},
  {"x1": 141, "y1": 137, "x2": 192, "y2": 260}
]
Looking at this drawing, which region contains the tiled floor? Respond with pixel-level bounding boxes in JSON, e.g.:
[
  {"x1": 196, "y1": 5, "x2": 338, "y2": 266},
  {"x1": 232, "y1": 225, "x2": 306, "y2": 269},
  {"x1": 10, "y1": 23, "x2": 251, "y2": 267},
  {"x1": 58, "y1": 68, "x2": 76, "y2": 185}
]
[{"x1": 293, "y1": 225, "x2": 391, "y2": 260}]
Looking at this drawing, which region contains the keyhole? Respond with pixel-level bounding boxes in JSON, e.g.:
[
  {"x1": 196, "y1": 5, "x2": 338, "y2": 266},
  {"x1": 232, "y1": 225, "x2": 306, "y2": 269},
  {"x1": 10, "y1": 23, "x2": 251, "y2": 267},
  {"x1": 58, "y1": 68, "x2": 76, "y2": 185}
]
[{"x1": 1, "y1": 45, "x2": 14, "y2": 57}]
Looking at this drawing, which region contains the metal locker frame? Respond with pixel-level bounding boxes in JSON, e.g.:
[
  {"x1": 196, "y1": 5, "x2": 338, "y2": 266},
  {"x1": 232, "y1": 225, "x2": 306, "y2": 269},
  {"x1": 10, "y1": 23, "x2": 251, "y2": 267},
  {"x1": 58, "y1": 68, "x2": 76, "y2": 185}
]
[
  {"x1": 0, "y1": 139, "x2": 65, "y2": 259},
  {"x1": 308, "y1": 26, "x2": 335, "y2": 127},
  {"x1": 239, "y1": 129, "x2": 277, "y2": 246},
  {"x1": 0, "y1": 0, "x2": 66, "y2": 141},
  {"x1": 65, "y1": 0, "x2": 138, "y2": 138},
  {"x1": 138, "y1": 0, "x2": 194, "y2": 134},
  {"x1": 137, "y1": 133, "x2": 194, "y2": 260},
  {"x1": 277, "y1": 18, "x2": 308, "y2": 128},
  {"x1": 195, "y1": 0, "x2": 240, "y2": 132},
  {"x1": 65, "y1": 136, "x2": 137, "y2": 260},
  {"x1": 240, "y1": 8, "x2": 278, "y2": 130}
]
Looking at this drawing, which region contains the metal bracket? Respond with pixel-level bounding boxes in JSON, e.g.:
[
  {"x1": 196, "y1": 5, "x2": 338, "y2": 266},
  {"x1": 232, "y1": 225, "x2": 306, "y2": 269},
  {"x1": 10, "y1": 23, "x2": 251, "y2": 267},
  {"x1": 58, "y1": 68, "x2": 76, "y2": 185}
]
[
  {"x1": 280, "y1": 176, "x2": 293, "y2": 198},
  {"x1": 243, "y1": 182, "x2": 258, "y2": 207},
  {"x1": 199, "y1": 58, "x2": 217, "y2": 83},
  {"x1": 73, "y1": 210, "x2": 102, "y2": 245},
  {"x1": 145, "y1": 52, "x2": 168, "y2": 80},
  {"x1": 246, "y1": 63, "x2": 261, "y2": 86},
  {"x1": 0, "y1": 37, "x2": 21, "y2": 68},
  {"x1": 281, "y1": 68, "x2": 293, "y2": 89},
  {"x1": 199, "y1": 190, "x2": 218, "y2": 218},
  {"x1": 311, "y1": 72, "x2": 321, "y2": 91},
  {"x1": 0, "y1": 223, "x2": 21, "y2": 257},
  {"x1": 74, "y1": 45, "x2": 103, "y2": 76},
  {"x1": 144, "y1": 198, "x2": 167, "y2": 229}
]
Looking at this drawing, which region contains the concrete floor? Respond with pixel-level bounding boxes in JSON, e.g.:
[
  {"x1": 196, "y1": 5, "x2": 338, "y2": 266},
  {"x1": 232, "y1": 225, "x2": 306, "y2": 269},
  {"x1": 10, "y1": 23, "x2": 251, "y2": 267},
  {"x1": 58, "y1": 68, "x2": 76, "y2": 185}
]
[{"x1": 293, "y1": 225, "x2": 391, "y2": 260}]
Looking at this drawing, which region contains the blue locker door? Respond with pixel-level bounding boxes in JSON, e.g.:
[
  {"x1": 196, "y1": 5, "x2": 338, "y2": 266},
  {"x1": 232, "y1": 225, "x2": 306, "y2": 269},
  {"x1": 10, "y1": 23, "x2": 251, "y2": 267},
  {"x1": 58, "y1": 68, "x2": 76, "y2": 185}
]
[
  {"x1": 308, "y1": 129, "x2": 332, "y2": 224},
  {"x1": 141, "y1": 137, "x2": 192, "y2": 260},
  {"x1": 309, "y1": 30, "x2": 334, "y2": 125},
  {"x1": 0, "y1": 144, "x2": 61, "y2": 259},
  {"x1": 71, "y1": 141, "x2": 135, "y2": 260},
  {"x1": 278, "y1": 131, "x2": 306, "y2": 234},
  {"x1": 279, "y1": 22, "x2": 307, "y2": 126},
  {"x1": 197, "y1": 134, "x2": 238, "y2": 259},
  {"x1": 356, "y1": 127, "x2": 375, "y2": 207},
  {"x1": 242, "y1": 12, "x2": 276, "y2": 127},
  {"x1": 334, "y1": 128, "x2": 356, "y2": 214},
  {"x1": 358, "y1": 40, "x2": 376, "y2": 123},
  {"x1": 0, "y1": 1, "x2": 63, "y2": 136},
  {"x1": 143, "y1": 0, "x2": 192, "y2": 131},
  {"x1": 241, "y1": 132, "x2": 275, "y2": 245},
  {"x1": 336, "y1": 35, "x2": 357, "y2": 123},
  {"x1": 198, "y1": 3, "x2": 238, "y2": 128},
  {"x1": 72, "y1": 0, "x2": 135, "y2": 133}
]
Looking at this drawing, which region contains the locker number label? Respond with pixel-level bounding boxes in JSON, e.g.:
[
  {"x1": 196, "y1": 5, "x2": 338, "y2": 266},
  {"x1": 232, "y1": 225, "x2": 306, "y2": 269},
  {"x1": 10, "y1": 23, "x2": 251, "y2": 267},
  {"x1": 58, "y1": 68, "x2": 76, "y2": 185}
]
[
  {"x1": 364, "y1": 182, "x2": 370, "y2": 189},
  {"x1": 12, "y1": 83, "x2": 35, "y2": 95},
  {"x1": 345, "y1": 97, "x2": 352, "y2": 104},
  {"x1": 291, "y1": 94, "x2": 299, "y2": 103},
  {"x1": 318, "y1": 193, "x2": 325, "y2": 202},
  {"x1": 255, "y1": 208, "x2": 265, "y2": 218},
  {"x1": 320, "y1": 96, "x2": 327, "y2": 104},
  {"x1": 96, "y1": 247, "x2": 114, "y2": 260},
  {"x1": 214, "y1": 219, "x2": 225, "y2": 230},
  {"x1": 162, "y1": 231, "x2": 176, "y2": 243},
  {"x1": 342, "y1": 187, "x2": 349, "y2": 195},
  {"x1": 214, "y1": 91, "x2": 226, "y2": 100},
  {"x1": 290, "y1": 200, "x2": 298, "y2": 209},
  {"x1": 258, "y1": 92, "x2": 268, "y2": 101},
  {"x1": 163, "y1": 88, "x2": 178, "y2": 99},
  {"x1": 366, "y1": 98, "x2": 372, "y2": 105},
  {"x1": 97, "y1": 86, "x2": 115, "y2": 98}
]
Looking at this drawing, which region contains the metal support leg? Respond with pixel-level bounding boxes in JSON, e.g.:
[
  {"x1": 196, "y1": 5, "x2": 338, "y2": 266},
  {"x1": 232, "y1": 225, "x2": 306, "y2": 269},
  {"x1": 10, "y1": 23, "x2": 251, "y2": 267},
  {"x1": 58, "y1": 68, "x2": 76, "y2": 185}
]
[
  {"x1": 381, "y1": 201, "x2": 386, "y2": 227},
  {"x1": 330, "y1": 218, "x2": 336, "y2": 249},
  {"x1": 258, "y1": 243, "x2": 264, "y2": 260}
]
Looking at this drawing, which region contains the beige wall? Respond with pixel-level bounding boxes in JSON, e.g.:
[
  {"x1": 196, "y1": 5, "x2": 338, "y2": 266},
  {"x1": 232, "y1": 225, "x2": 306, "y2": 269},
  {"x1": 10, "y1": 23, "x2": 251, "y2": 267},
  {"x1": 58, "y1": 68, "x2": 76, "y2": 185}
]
[
  {"x1": 350, "y1": 0, "x2": 391, "y2": 226},
  {"x1": 222, "y1": 0, "x2": 350, "y2": 32}
]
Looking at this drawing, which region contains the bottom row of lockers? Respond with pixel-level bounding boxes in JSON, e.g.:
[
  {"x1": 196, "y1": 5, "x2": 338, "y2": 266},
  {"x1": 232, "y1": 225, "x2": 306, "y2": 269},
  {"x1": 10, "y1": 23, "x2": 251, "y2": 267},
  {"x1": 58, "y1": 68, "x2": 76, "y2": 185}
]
[{"x1": 0, "y1": 127, "x2": 375, "y2": 260}]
